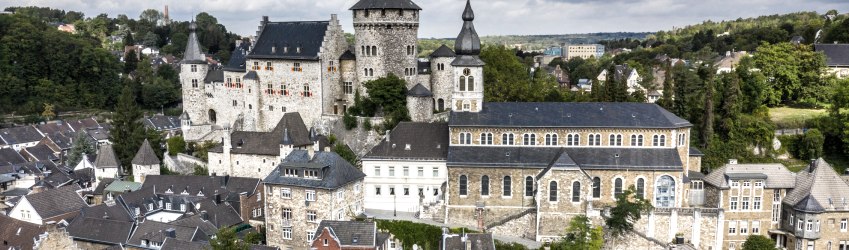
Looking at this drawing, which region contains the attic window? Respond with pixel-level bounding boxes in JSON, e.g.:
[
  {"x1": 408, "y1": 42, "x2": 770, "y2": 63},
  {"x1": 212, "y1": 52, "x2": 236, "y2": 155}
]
[
  {"x1": 405, "y1": 144, "x2": 411, "y2": 150},
  {"x1": 296, "y1": 46, "x2": 301, "y2": 54},
  {"x1": 305, "y1": 170, "x2": 319, "y2": 179},
  {"x1": 353, "y1": 237, "x2": 359, "y2": 243}
]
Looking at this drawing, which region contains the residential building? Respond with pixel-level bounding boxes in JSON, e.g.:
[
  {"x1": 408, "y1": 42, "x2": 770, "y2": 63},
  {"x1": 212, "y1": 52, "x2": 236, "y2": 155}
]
[
  {"x1": 779, "y1": 159, "x2": 849, "y2": 250},
  {"x1": 140, "y1": 175, "x2": 265, "y2": 226},
  {"x1": 310, "y1": 220, "x2": 391, "y2": 250},
  {"x1": 597, "y1": 64, "x2": 644, "y2": 95},
  {"x1": 0, "y1": 214, "x2": 45, "y2": 250},
  {"x1": 715, "y1": 51, "x2": 749, "y2": 74},
  {"x1": 9, "y1": 184, "x2": 87, "y2": 225},
  {"x1": 263, "y1": 150, "x2": 365, "y2": 249},
  {"x1": 815, "y1": 44, "x2": 849, "y2": 78},
  {"x1": 543, "y1": 46, "x2": 562, "y2": 57},
  {"x1": 564, "y1": 44, "x2": 604, "y2": 60},
  {"x1": 0, "y1": 126, "x2": 44, "y2": 151},
  {"x1": 361, "y1": 122, "x2": 448, "y2": 216}
]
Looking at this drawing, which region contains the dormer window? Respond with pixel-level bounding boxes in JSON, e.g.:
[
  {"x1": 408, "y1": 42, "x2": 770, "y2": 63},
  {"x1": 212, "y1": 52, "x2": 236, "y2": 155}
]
[
  {"x1": 305, "y1": 170, "x2": 319, "y2": 179},
  {"x1": 180, "y1": 204, "x2": 186, "y2": 211},
  {"x1": 166, "y1": 203, "x2": 172, "y2": 210},
  {"x1": 284, "y1": 169, "x2": 297, "y2": 177}
]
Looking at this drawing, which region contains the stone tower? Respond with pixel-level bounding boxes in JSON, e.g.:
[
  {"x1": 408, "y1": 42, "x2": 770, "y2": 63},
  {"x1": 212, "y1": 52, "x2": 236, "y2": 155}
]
[
  {"x1": 451, "y1": 0, "x2": 485, "y2": 113},
  {"x1": 131, "y1": 139, "x2": 161, "y2": 183},
  {"x1": 180, "y1": 22, "x2": 210, "y2": 125},
  {"x1": 429, "y1": 44, "x2": 456, "y2": 112},
  {"x1": 350, "y1": 0, "x2": 421, "y2": 86}
]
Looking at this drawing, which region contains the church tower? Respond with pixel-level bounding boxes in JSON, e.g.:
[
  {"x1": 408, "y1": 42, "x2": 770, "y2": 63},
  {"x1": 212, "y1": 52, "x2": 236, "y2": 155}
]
[
  {"x1": 350, "y1": 0, "x2": 421, "y2": 85},
  {"x1": 451, "y1": 0, "x2": 484, "y2": 112},
  {"x1": 180, "y1": 22, "x2": 210, "y2": 125}
]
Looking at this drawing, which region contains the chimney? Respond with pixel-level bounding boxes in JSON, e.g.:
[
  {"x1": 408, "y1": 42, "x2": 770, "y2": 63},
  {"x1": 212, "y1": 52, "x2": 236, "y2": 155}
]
[
  {"x1": 308, "y1": 143, "x2": 315, "y2": 159},
  {"x1": 386, "y1": 129, "x2": 391, "y2": 142},
  {"x1": 165, "y1": 228, "x2": 176, "y2": 238},
  {"x1": 214, "y1": 192, "x2": 222, "y2": 205},
  {"x1": 200, "y1": 211, "x2": 209, "y2": 221},
  {"x1": 262, "y1": 16, "x2": 269, "y2": 26}
]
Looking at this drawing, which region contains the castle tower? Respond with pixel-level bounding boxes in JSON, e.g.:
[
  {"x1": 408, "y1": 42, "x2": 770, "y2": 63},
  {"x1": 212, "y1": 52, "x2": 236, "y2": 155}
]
[
  {"x1": 451, "y1": 0, "x2": 485, "y2": 113},
  {"x1": 131, "y1": 139, "x2": 161, "y2": 183},
  {"x1": 429, "y1": 44, "x2": 456, "y2": 112},
  {"x1": 350, "y1": 0, "x2": 421, "y2": 86},
  {"x1": 180, "y1": 22, "x2": 210, "y2": 125}
]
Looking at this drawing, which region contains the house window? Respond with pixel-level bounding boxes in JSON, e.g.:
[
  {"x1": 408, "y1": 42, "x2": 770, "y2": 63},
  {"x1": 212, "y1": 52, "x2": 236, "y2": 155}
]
[
  {"x1": 343, "y1": 82, "x2": 353, "y2": 94},
  {"x1": 403, "y1": 186, "x2": 410, "y2": 196},
  {"x1": 567, "y1": 134, "x2": 581, "y2": 146},
  {"x1": 459, "y1": 175, "x2": 468, "y2": 196},
  {"x1": 742, "y1": 197, "x2": 750, "y2": 210},
  {"x1": 481, "y1": 175, "x2": 490, "y2": 196},
  {"x1": 754, "y1": 197, "x2": 762, "y2": 210},
  {"x1": 282, "y1": 208, "x2": 292, "y2": 220},
  {"x1": 391, "y1": 186, "x2": 397, "y2": 195},
  {"x1": 655, "y1": 175, "x2": 675, "y2": 208},
  {"x1": 307, "y1": 231, "x2": 315, "y2": 242},
  {"x1": 389, "y1": 166, "x2": 395, "y2": 176},
  {"x1": 549, "y1": 181, "x2": 558, "y2": 202},
  {"x1": 728, "y1": 220, "x2": 737, "y2": 234},
  {"x1": 503, "y1": 176, "x2": 512, "y2": 197},
  {"x1": 740, "y1": 221, "x2": 748, "y2": 235},
  {"x1": 266, "y1": 62, "x2": 273, "y2": 70},
  {"x1": 403, "y1": 166, "x2": 409, "y2": 176},
  {"x1": 191, "y1": 79, "x2": 198, "y2": 88},
  {"x1": 305, "y1": 190, "x2": 316, "y2": 201},
  {"x1": 523, "y1": 133, "x2": 536, "y2": 145},
  {"x1": 807, "y1": 219, "x2": 813, "y2": 231},
  {"x1": 841, "y1": 219, "x2": 847, "y2": 232},
  {"x1": 166, "y1": 203, "x2": 172, "y2": 210},
  {"x1": 418, "y1": 167, "x2": 424, "y2": 177},
  {"x1": 636, "y1": 178, "x2": 645, "y2": 199},
  {"x1": 752, "y1": 221, "x2": 760, "y2": 234},
  {"x1": 307, "y1": 210, "x2": 317, "y2": 222},
  {"x1": 545, "y1": 134, "x2": 558, "y2": 146},
  {"x1": 480, "y1": 133, "x2": 493, "y2": 145},
  {"x1": 336, "y1": 190, "x2": 344, "y2": 200},
  {"x1": 375, "y1": 186, "x2": 382, "y2": 195},
  {"x1": 374, "y1": 166, "x2": 381, "y2": 176},
  {"x1": 502, "y1": 133, "x2": 515, "y2": 145},
  {"x1": 572, "y1": 181, "x2": 581, "y2": 202},
  {"x1": 302, "y1": 84, "x2": 311, "y2": 97},
  {"x1": 592, "y1": 177, "x2": 601, "y2": 199},
  {"x1": 525, "y1": 176, "x2": 534, "y2": 197},
  {"x1": 433, "y1": 168, "x2": 439, "y2": 177},
  {"x1": 252, "y1": 62, "x2": 260, "y2": 70},
  {"x1": 293, "y1": 62, "x2": 302, "y2": 71}
]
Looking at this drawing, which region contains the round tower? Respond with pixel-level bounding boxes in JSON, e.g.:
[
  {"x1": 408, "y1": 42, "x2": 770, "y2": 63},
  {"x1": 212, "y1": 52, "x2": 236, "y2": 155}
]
[
  {"x1": 180, "y1": 22, "x2": 211, "y2": 124},
  {"x1": 451, "y1": 0, "x2": 485, "y2": 113},
  {"x1": 350, "y1": 0, "x2": 421, "y2": 86}
]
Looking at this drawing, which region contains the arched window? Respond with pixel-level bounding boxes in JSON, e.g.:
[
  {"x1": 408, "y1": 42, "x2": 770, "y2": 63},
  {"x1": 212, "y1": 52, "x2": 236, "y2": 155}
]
[
  {"x1": 480, "y1": 133, "x2": 493, "y2": 145},
  {"x1": 636, "y1": 178, "x2": 645, "y2": 199},
  {"x1": 572, "y1": 181, "x2": 581, "y2": 202},
  {"x1": 545, "y1": 134, "x2": 558, "y2": 146},
  {"x1": 523, "y1": 133, "x2": 536, "y2": 145},
  {"x1": 614, "y1": 178, "x2": 623, "y2": 197},
  {"x1": 459, "y1": 175, "x2": 468, "y2": 196},
  {"x1": 503, "y1": 176, "x2": 512, "y2": 196},
  {"x1": 609, "y1": 134, "x2": 622, "y2": 146},
  {"x1": 481, "y1": 176, "x2": 490, "y2": 196},
  {"x1": 459, "y1": 132, "x2": 472, "y2": 145},
  {"x1": 525, "y1": 176, "x2": 534, "y2": 196},
  {"x1": 365, "y1": 46, "x2": 371, "y2": 56},
  {"x1": 549, "y1": 181, "x2": 558, "y2": 202},
  {"x1": 369, "y1": 68, "x2": 374, "y2": 76},
  {"x1": 502, "y1": 133, "x2": 514, "y2": 145},
  {"x1": 655, "y1": 176, "x2": 675, "y2": 207},
  {"x1": 361, "y1": 46, "x2": 365, "y2": 56},
  {"x1": 459, "y1": 76, "x2": 466, "y2": 91},
  {"x1": 468, "y1": 76, "x2": 475, "y2": 91},
  {"x1": 659, "y1": 135, "x2": 666, "y2": 146},
  {"x1": 364, "y1": 68, "x2": 369, "y2": 76},
  {"x1": 592, "y1": 177, "x2": 601, "y2": 198},
  {"x1": 437, "y1": 99, "x2": 445, "y2": 111},
  {"x1": 372, "y1": 46, "x2": 377, "y2": 56}
]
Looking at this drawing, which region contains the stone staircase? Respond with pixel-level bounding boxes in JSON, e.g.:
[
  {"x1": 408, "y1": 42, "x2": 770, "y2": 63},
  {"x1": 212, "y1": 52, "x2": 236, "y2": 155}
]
[{"x1": 485, "y1": 207, "x2": 537, "y2": 230}]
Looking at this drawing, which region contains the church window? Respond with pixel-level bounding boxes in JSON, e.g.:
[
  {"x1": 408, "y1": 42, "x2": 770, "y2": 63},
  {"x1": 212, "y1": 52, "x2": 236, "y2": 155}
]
[
  {"x1": 462, "y1": 101, "x2": 470, "y2": 111},
  {"x1": 302, "y1": 84, "x2": 311, "y2": 97},
  {"x1": 502, "y1": 133, "x2": 515, "y2": 145},
  {"x1": 459, "y1": 132, "x2": 472, "y2": 145},
  {"x1": 459, "y1": 76, "x2": 466, "y2": 91},
  {"x1": 678, "y1": 133, "x2": 686, "y2": 146},
  {"x1": 293, "y1": 63, "x2": 302, "y2": 72},
  {"x1": 567, "y1": 134, "x2": 580, "y2": 146},
  {"x1": 481, "y1": 175, "x2": 490, "y2": 196},
  {"x1": 343, "y1": 82, "x2": 353, "y2": 95},
  {"x1": 630, "y1": 134, "x2": 644, "y2": 146},
  {"x1": 636, "y1": 178, "x2": 645, "y2": 199},
  {"x1": 525, "y1": 176, "x2": 534, "y2": 196},
  {"x1": 364, "y1": 68, "x2": 368, "y2": 76},
  {"x1": 523, "y1": 133, "x2": 536, "y2": 145},
  {"x1": 653, "y1": 135, "x2": 666, "y2": 147},
  {"x1": 609, "y1": 134, "x2": 622, "y2": 146},
  {"x1": 480, "y1": 133, "x2": 493, "y2": 145},
  {"x1": 369, "y1": 68, "x2": 374, "y2": 76},
  {"x1": 502, "y1": 176, "x2": 512, "y2": 197},
  {"x1": 545, "y1": 133, "x2": 558, "y2": 146},
  {"x1": 549, "y1": 181, "x2": 558, "y2": 202},
  {"x1": 467, "y1": 76, "x2": 475, "y2": 91},
  {"x1": 589, "y1": 133, "x2": 601, "y2": 146},
  {"x1": 459, "y1": 175, "x2": 468, "y2": 196},
  {"x1": 572, "y1": 181, "x2": 581, "y2": 202},
  {"x1": 592, "y1": 177, "x2": 601, "y2": 198},
  {"x1": 191, "y1": 65, "x2": 197, "y2": 72},
  {"x1": 463, "y1": 68, "x2": 471, "y2": 76},
  {"x1": 613, "y1": 178, "x2": 623, "y2": 197},
  {"x1": 361, "y1": 46, "x2": 365, "y2": 56},
  {"x1": 655, "y1": 175, "x2": 675, "y2": 208}
]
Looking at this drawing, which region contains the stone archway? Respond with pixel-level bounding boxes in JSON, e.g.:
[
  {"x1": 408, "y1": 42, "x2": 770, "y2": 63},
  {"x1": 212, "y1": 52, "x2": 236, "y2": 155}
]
[{"x1": 208, "y1": 109, "x2": 217, "y2": 124}]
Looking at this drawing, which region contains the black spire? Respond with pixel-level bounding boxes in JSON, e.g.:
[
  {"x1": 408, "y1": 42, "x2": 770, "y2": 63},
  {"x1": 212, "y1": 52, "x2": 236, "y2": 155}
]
[{"x1": 452, "y1": 0, "x2": 484, "y2": 66}]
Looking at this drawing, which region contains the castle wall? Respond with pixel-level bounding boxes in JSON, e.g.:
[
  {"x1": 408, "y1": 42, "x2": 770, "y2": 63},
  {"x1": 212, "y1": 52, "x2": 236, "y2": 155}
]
[{"x1": 407, "y1": 96, "x2": 433, "y2": 122}]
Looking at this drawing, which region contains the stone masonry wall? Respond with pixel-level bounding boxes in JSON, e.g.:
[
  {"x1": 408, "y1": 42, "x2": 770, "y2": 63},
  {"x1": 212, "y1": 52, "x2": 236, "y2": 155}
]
[
  {"x1": 430, "y1": 56, "x2": 455, "y2": 112},
  {"x1": 488, "y1": 211, "x2": 537, "y2": 240}
]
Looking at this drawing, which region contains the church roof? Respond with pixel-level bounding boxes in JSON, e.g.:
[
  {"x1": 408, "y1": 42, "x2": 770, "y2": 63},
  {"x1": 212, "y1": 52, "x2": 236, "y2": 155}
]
[
  {"x1": 430, "y1": 44, "x2": 456, "y2": 58},
  {"x1": 94, "y1": 144, "x2": 120, "y2": 169},
  {"x1": 132, "y1": 139, "x2": 161, "y2": 166},
  {"x1": 453, "y1": 0, "x2": 482, "y2": 67},
  {"x1": 448, "y1": 147, "x2": 683, "y2": 171},
  {"x1": 449, "y1": 102, "x2": 692, "y2": 129},
  {"x1": 182, "y1": 22, "x2": 206, "y2": 64},
  {"x1": 407, "y1": 83, "x2": 433, "y2": 97},
  {"x1": 247, "y1": 21, "x2": 330, "y2": 60},
  {"x1": 349, "y1": 0, "x2": 422, "y2": 10}
]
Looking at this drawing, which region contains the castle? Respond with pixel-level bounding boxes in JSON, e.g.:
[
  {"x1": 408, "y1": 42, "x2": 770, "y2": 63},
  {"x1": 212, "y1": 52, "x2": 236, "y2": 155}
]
[{"x1": 178, "y1": 0, "x2": 460, "y2": 142}]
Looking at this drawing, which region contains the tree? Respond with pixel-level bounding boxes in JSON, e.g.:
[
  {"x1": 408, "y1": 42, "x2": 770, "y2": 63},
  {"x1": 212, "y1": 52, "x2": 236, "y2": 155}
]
[
  {"x1": 110, "y1": 84, "x2": 146, "y2": 174},
  {"x1": 799, "y1": 129, "x2": 825, "y2": 160},
  {"x1": 742, "y1": 235, "x2": 776, "y2": 250},
  {"x1": 209, "y1": 227, "x2": 248, "y2": 250},
  {"x1": 551, "y1": 215, "x2": 603, "y2": 250},
  {"x1": 605, "y1": 187, "x2": 652, "y2": 236},
  {"x1": 244, "y1": 228, "x2": 265, "y2": 245},
  {"x1": 124, "y1": 50, "x2": 138, "y2": 74},
  {"x1": 67, "y1": 131, "x2": 96, "y2": 166},
  {"x1": 123, "y1": 31, "x2": 135, "y2": 46},
  {"x1": 41, "y1": 103, "x2": 55, "y2": 120},
  {"x1": 333, "y1": 143, "x2": 358, "y2": 168},
  {"x1": 700, "y1": 69, "x2": 716, "y2": 148},
  {"x1": 167, "y1": 136, "x2": 186, "y2": 156},
  {"x1": 139, "y1": 9, "x2": 162, "y2": 25}
]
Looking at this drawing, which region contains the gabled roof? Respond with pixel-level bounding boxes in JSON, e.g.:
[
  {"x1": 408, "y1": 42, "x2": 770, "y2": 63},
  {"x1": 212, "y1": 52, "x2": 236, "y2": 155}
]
[
  {"x1": 210, "y1": 113, "x2": 312, "y2": 156},
  {"x1": 784, "y1": 159, "x2": 849, "y2": 213},
  {"x1": 66, "y1": 118, "x2": 100, "y2": 132},
  {"x1": 0, "y1": 125, "x2": 43, "y2": 145},
  {"x1": 143, "y1": 115, "x2": 181, "y2": 131},
  {"x1": 203, "y1": 70, "x2": 224, "y2": 83},
  {"x1": 81, "y1": 203, "x2": 133, "y2": 222},
  {"x1": 22, "y1": 143, "x2": 58, "y2": 162},
  {"x1": 141, "y1": 175, "x2": 261, "y2": 202},
  {"x1": 132, "y1": 139, "x2": 161, "y2": 166},
  {"x1": 407, "y1": 83, "x2": 433, "y2": 97},
  {"x1": 104, "y1": 181, "x2": 143, "y2": 193},
  {"x1": 22, "y1": 184, "x2": 86, "y2": 219},
  {"x1": 0, "y1": 147, "x2": 27, "y2": 166},
  {"x1": 161, "y1": 238, "x2": 210, "y2": 250},
  {"x1": 264, "y1": 151, "x2": 366, "y2": 190},
  {"x1": 171, "y1": 214, "x2": 218, "y2": 237},
  {"x1": 247, "y1": 21, "x2": 330, "y2": 60},
  {"x1": 224, "y1": 41, "x2": 251, "y2": 72},
  {"x1": 128, "y1": 220, "x2": 203, "y2": 246},
  {"x1": 703, "y1": 163, "x2": 795, "y2": 189},
  {"x1": 449, "y1": 102, "x2": 692, "y2": 129},
  {"x1": 430, "y1": 44, "x2": 456, "y2": 58},
  {"x1": 442, "y1": 233, "x2": 495, "y2": 250},
  {"x1": 0, "y1": 215, "x2": 44, "y2": 250},
  {"x1": 349, "y1": 0, "x2": 422, "y2": 10},
  {"x1": 364, "y1": 122, "x2": 448, "y2": 160},
  {"x1": 94, "y1": 144, "x2": 120, "y2": 169},
  {"x1": 67, "y1": 216, "x2": 134, "y2": 245},
  {"x1": 815, "y1": 44, "x2": 849, "y2": 66},
  {"x1": 314, "y1": 220, "x2": 377, "y2": 247},
  {"x1": 243, "y1": 71, "x2": 259, "y2": 80},
  {"x1": 35, "y1": 122, "x2": 74, "y2": 135}
]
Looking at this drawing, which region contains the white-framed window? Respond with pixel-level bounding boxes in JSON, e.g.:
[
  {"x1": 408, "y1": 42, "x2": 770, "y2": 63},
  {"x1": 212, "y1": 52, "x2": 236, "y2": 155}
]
[
  {"x1": 740, "y1": 221, "x2": 748, "y2": 235},
  {"x1": 652, "y1": 134, "x2": 666, "y2": 146},
  {"x1": 389, "y1": 166, "x2": 395, "y2": 176},
  {"x1": 523, "y1": 133, "x2": 536, "y2": 145},
  {"x1": 545, "y1": 133, "x2": 558, "y2": 146},
  {"x1": 281, "y1": 188, "x2": 292, "y2": 199},
  {"x1": 191, "y1": 65, "x2": 197, "y2": 72},
  {"x1": 374, "y1": 166, "x2": 381, "y2": 177},
  {"x1": 630, "y1": 134, "x2": 644, "y2": 146},
  {"x1": 307, "y1": 231, "x2": 315, "y2": 242},
  {"x1": 343, "y1": 82, "x2": 353, "y2": 95},
  {"x1": 418, "y1": 167, "x2": 424, "y2": 177},
  {"x1": 841, "y1": 219, "x2": 847, "y2": 232},
  {"x1": 502, "y1": 176, "x2": 512, "y2": 197},
  {"x1": 678, "y1": 133, "x2": 686, "y2": 146},
  {"x1": 728, "y1": 220, "x2": 737, "y2": 234},
  {"x1": 433, "y1": 168, "x2": 439, "y2": 177},
  {"x1": 307, "y1": 210, "x2": 317, "y2": 222},
  {"x1": 655, "y1": 176, "x2": 676, "y2": 208},
  {"x1": 481, "y1": 175, "x2": 490, "y2": 196},
  {"x1": 166, "y1": 203, "x2": 172, "y2": 210},
  {"x1": 459, "y1": 132, "x2": 472, "y2": 145},
  {"x1": 754, "y1": 181, "x2": 764, "y2": 187},
  {"x1": 609, "y1": 134, "x2": 622, "y2": 146},
  {"x1": 571, "y1": 181, "x2": 581, "y2": 202},
  {"x1": 548, "y1": 181, "x2": 558, "y2": 202},
  {"x1": 480, "y1": 133, "x2": 493, "y2": 145},
  {"x1": 180, "y1": 204, "x2": 186, "y2": 211},
  {"x1": 403, "y1": 166, "x2": 409, "y2": 176},
  {"x1": 306, "y1": 190, "x2": 316, "y2": 201},
  {"x1": 743, "y1": 181, "x2": 751, "y2": 187},
  {"x1": 589, "y1": 134, "x2": 601, "y2": 146},
  {"x1": 807, "y1": 219, "x2": 813, "y2": 231},
  {"x1": 816, "y1": 220, "x2": 821, "y2": 232},
  {"x1": 336, "y1": 190, "x2": 344, "y2": 200},
  {"x1": 459, "y1": 175, "x2": 468, "y2": 196},
  {"x1": 567, "y1": 133, "x2": 581, "y2": 146},
  {"x1": 754, "y1": 197, "x2": 762, "y2": 210},
  {"x1": 730, "y1": 197, "x2": 738, "y2": 210},
  {"x1": 731, "y1": 181, "x2": 739, "y2": 187},
  {"x1": 502, "y1": 133, "x2": 515, "y2": 145},
  {"x1": 742, "y1": 197, "x2": 750, "y2": 210},
  {"x1": 613, "y1": 178, "x2": 623, "y2": 196},
  {"x1": 752, "y1": 221, "x2": 760, "y2": 234},
  {"x1": 798, "y1": 218, "x2": 804, "y2": 230}
]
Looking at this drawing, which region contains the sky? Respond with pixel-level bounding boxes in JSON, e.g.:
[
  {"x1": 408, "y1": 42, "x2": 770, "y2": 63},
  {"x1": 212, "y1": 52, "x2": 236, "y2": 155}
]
[{"x1": 2, "y1": 0, "x2": 848, "y2": 38}]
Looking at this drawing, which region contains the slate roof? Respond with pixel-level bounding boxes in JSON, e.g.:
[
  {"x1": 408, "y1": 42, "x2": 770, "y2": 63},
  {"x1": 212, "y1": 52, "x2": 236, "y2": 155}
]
[
  {"x1": 364, "y1": 122, "x2": 448, "y2": 160},
  {"x1": 171, "y1": 214, "x2": 218, "y2": 237},
  {"x1": 191, "y1": 198, "x2": 245, "y2": 228},
  {"x1": 448, "y1": 146, "x2": 683, "y2": 171},
  {"x1": 430, "y1": 44, "x2": 456, "y2": 58},
  {"x1": 689, "y1": 147, "x2": 704, "y2": 156},
  {"x1": 204, "y1": 70, "x2": 224, "y2": 83},
  {"x1": 22, "y1": 143, "x2": 58, "y2": 162},
  {"x1": 243, "y1": 71, "x2": 259, "y2": 80},
  {"x1": 210, "y1": 113, "x2": 312, "y2": 155},
  {"x1": 94, "y1": 144, "x2": 120, "y2": 169},
  {"x1": 442, "y1": 233, "x2": 495, "y2": 250},
  {"x1": 349, "y1": 0, "x2": 422, "y2": 10},
  {"x1": 66, "y1": 118, "x2": 100, "y2": 132},
  {"x1": 85, "y1": 126, "x2": 111, "y2": 141},
  {"x1": 449, "y1": 102, "x2": 692, "y2": 129},
  {"x1": 81, "y1": 203, "x2": 133, "y2": 222},
  {"x1": 143, "y1": 115, "x2": 181, "y2": 131},
  {"x1": 407, "y1": 83, "x2": 434, "y2": 97},
  {"x1": 104, "y1": 181, "x2": 143, "y2": 193},
  {"x1": 703, "y1": 163, "x2": 796, "y2": 189},
  {"x1": 0, "y1": 126, "x2": 43, "y2": 145},
  {"x1": 45, "y1": 132, "x2": 73, "y2": 150},
  {"x1": 22, "y1": 184, "x2": 86, "y2": 219},
  {"x1": 161, "y1": 238, "x2": 210, "y2": 250},
  {"x1": 141, "y1": 175, "x2": 261, "y2": 202},
  {"x1": 127, "y1": 220, "x2": 203, "y2": 246},
  {"x1": 35, "y1": 122, "x2": 74, "y2": 135},
  {"x1": 182, "y1": 22, "x2": 207, "y2": 64},
  {"x1": 264, "y1": 151, "x2": 366, "y2": 190},
  {"x1": 92, "y1": 178, "x2": 116, "y2": 195},
  {"x1": 0, "y1": 148, "x2": 27, "y2": 166},
  {"x1": 224, "y1": 41, "x2": 251, "y2": 72},
  {"x1": 815, "y1": 44, "x2": 849, "y2": 66},
  {"x1": 0, "y1": 214, "x2": 45, "y2": 250},
  {"x1": 313, "y1": 220, "x2": 377, "y2": 247},
  {"x1": 132, "y1": 139, "x2": 161, "y2": 166},
  {"x1": 247, "y1": 21, "x2": 330, "y2": 60},
  {"x1": 784, "y1": 158, "x2": 849, "y2": 212},
  {"x1": 340, "y1": 50, "x2": 356, "y2": 60},
  {"x1": 67, "y1": 216, "x2": 134, "y2": 245}
]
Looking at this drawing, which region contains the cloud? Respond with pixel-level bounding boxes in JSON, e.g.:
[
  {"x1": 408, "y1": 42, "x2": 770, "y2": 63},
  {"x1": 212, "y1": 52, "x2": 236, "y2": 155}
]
[{"x1": 1, "y1": 0, "x2": 847, "y2": 38}]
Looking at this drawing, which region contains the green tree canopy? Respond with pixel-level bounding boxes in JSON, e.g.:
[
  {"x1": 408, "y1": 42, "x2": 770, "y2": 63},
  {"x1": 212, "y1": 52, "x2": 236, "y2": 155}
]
[
  {"x1": 605, "y1": 187, "x2": 652, "y2": 236},
  {"x1": 742, "y1": 235, "x2": 776, "y2": 250}
]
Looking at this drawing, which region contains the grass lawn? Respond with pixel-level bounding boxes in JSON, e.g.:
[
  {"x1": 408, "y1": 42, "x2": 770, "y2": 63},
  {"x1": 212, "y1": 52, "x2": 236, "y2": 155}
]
[{"x1": 769, "y1": 107, "x2": 826, "y2": 128}]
